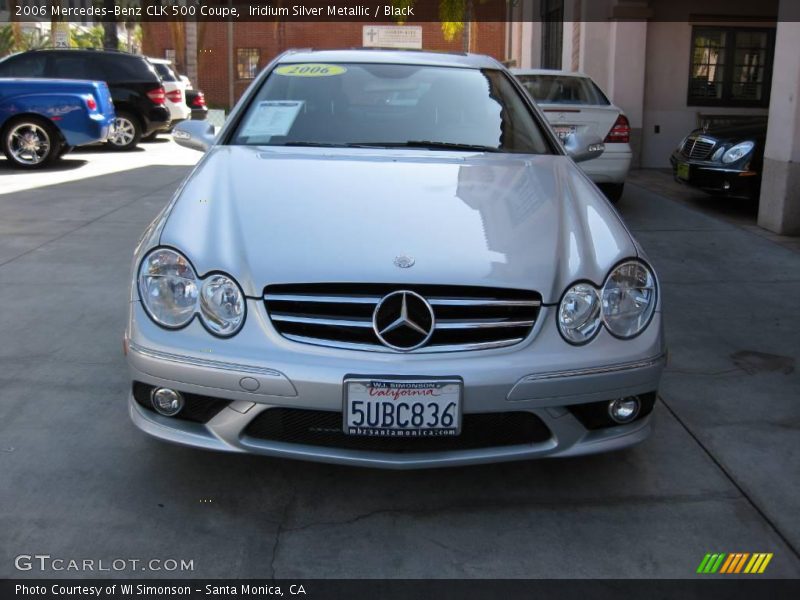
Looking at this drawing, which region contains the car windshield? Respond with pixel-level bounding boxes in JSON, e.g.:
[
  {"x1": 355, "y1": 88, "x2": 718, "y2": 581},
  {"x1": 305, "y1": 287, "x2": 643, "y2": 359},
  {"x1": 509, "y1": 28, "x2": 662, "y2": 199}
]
[
  {"x1": 516, "y1": 74, "x2": 610, "y2": 105},
  {"x1": 229, "y1": 63, "x2": 550, "y2": 153}
]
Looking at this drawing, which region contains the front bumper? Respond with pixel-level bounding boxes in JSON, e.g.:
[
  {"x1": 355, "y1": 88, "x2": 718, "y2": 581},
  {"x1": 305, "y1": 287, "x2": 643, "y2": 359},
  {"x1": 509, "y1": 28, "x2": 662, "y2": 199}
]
[
  {"x1": 670, "y1": 154, "x2": 760, "y2": 199},
  {"x1": 126, "y1": 299, "x2": 665, "y2": 468}
]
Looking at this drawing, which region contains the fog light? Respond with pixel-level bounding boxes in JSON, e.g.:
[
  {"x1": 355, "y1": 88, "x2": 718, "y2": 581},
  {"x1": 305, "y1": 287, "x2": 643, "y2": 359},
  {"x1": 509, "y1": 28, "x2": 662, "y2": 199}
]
[
  {"x1": 608, "y1": 397, "x2": 640, "y2": 424},
  {"x1": 151, "y1": 388, "x2": 184, "y2": 417},
  {"x1": 723, "y1": 181, "x2": 731, "y2": 190}
]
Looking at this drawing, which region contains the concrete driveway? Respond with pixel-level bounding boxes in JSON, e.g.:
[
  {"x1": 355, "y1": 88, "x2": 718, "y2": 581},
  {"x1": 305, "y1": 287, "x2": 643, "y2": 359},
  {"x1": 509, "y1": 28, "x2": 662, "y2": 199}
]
[{"x1": 0, "y1": 142, "x2": 798, "y2": 579}]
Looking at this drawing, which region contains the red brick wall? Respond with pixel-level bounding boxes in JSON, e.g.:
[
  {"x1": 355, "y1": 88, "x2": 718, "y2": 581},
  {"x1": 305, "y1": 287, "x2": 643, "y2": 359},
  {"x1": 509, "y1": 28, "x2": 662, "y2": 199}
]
[{"x1": 143, "y1": 21, "x2": 507, "y2": 108}]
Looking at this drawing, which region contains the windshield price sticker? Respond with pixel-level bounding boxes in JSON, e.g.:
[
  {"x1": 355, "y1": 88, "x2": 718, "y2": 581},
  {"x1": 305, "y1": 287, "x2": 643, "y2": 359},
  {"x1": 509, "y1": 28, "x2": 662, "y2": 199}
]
[
  {"x1": 240, "y1": 100, "x2": 304, "y2": 137},
  {"x1": 275, "y1": 64, "x2": 347, "y2": 77}
]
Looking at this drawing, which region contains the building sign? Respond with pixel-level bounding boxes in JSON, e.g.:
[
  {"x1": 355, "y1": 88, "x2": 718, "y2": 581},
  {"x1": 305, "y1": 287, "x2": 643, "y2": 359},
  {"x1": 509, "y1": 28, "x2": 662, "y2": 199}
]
[{"x1": 362, "y1": 26, "x2": 423, "y2": 49}]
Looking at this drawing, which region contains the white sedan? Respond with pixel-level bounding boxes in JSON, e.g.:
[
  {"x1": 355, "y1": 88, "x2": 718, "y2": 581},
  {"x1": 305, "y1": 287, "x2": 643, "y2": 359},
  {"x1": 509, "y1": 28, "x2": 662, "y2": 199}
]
[{"x1": 512, "y1": 69, "x2": 631, "y2": 202}]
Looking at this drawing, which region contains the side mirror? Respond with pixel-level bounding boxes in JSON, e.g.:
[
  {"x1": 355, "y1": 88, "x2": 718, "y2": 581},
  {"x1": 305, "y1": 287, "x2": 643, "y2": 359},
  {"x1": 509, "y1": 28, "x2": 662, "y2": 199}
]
[
  {"x1": 564, "y1": 132, "x2": 605, "y2": 163},
  {"x1": 173, "y1": 120, "x2": 216, "y2": 152}
]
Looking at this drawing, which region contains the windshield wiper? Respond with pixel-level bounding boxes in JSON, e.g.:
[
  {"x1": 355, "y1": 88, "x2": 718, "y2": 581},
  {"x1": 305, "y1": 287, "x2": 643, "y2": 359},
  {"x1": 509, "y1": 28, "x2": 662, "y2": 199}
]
[{"x1": 347, "y1": 141, "x2": 502, "y2": 153}]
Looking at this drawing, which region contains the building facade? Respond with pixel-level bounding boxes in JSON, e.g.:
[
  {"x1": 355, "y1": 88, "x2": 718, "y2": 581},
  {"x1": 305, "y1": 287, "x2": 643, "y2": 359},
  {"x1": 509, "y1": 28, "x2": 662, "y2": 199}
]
[
  {"x1": 509, "y1": 0, "x2": 798, "y2": 235},
  {"x1": 142, "y1": 20, "x2": 506, "y2": 109}
]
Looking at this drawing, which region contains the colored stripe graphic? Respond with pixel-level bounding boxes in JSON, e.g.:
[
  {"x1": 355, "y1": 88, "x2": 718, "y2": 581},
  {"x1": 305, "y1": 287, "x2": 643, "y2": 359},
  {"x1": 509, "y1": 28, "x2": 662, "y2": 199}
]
[
  {"x1": 698, "y1": 553, "x2": 727, "y2": 573},
  {"x1": 758, "y1": 553, "x2": 773, "y2": 573},
  {"x1": 697, "y1": 554, "x2": 713, "y2": 573},
  {"x1": 699, "y1": 552, "x2": 773, "y2": 574},
  {"x1": 720, "y1": 553, "x2": 737, "y2": 573}
]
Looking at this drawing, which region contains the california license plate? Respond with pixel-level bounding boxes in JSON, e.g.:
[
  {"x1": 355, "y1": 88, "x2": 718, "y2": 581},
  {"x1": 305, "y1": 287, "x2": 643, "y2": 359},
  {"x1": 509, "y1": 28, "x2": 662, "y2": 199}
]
[
  {"x1": 553, "y1": 125, "x2": 576, "y2": 141},
  {"x1": 677, "y1": 162, "x2": 690, "y2": 180},
  {"x1": 344, "y1": 379, "x2": 462, "y2": 437}
]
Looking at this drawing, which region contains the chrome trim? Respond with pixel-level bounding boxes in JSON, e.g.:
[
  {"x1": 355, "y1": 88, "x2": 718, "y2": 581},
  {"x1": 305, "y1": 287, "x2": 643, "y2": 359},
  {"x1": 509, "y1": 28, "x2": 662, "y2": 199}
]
[
  {"x1": 428, "y1": 298, "x2": 541, "y2": 307},
  {"x1": 271, "y1": 313, "x2": 373, "y2": 328},
  {"x1": 435, "y1": 319, "x2": 535, "y2": 329},
  {"x1": 264, "y1": 293, "x2": 381, "y2": 304},
  {"x1": 264, "y1": 294, "x2": 541, "y2": 308},
  {"x1": 519, "y1": 354, "x2": 666, "y2": 382},
  {"x1": 282, "y1": 333, "x2": 525, "y2": 353},
  {"x1": 128, "y1": 341, "x2": 284, "y2": 377}
]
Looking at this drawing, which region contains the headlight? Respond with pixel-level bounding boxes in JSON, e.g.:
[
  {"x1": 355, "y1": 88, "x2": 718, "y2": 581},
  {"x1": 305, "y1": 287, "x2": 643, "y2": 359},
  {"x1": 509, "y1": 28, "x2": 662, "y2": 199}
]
[
  {"x1": 200, "y1": 274, "x2": 246, "y2": 336},
  {"x1": 138, "y1": 248, "x2": 246, "y2": 336},
  {"x1": 138, "y1": 248, "x2": 199, "y2": 328},
  {"x1": 711, "y1": 145, "x2": 726, "y2": 162},
  {"x1": 558, "y1": 283, "x2": 602, "y2": 344},
  {"x1": 601, "y1": 261, "x2": 657, "y2": 339},
  {"x1": 721, "y1": 141, "x2": 754, "y2": 164}
]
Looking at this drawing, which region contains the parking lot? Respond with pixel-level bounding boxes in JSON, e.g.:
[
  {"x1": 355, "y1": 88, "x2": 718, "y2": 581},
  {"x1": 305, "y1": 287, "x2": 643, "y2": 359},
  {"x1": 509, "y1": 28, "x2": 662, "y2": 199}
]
[{"x1": 0, "y1": 140, "x2": 798, "y2": 579}]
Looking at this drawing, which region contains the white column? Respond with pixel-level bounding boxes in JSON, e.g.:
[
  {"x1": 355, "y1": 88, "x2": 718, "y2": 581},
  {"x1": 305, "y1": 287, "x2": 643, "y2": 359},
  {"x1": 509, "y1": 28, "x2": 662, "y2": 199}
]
[{"x1": 758, "y1": 1, "x2": 800, "y2": 235}]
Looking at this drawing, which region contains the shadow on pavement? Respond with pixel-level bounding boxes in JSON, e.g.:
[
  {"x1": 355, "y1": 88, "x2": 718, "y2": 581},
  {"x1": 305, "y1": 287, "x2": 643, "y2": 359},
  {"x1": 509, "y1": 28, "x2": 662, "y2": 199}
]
[{"x1": 0, "y1": 157, "x2": 89, "y2": 174}]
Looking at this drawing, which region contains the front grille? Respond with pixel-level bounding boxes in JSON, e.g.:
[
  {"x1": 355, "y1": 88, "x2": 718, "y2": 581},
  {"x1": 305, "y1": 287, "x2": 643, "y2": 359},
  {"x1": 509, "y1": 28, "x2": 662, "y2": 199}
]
[
  {"x1": 681, "y1": 136, "x2": 716, "y2": 160},
  {"x1": 264, "y1": 283, "x2": 541, "y2": 353},
  {"x1": 243, "y1": 408, "x2": 551, "y2": 452}
]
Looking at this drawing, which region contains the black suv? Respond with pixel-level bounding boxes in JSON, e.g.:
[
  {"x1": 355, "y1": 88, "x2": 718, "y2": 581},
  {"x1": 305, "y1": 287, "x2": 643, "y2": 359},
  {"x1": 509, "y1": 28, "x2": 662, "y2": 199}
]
[{"x1": 0, "y1": 49, "x2": 171, "y2": 150}]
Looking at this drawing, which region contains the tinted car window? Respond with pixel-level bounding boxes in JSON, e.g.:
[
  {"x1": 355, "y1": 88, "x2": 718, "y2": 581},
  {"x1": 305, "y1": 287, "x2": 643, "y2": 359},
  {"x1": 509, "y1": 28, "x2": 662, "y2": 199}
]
[
  {"x1": 517, "y1": 74, "x2": 610, "y2": 105},
  {"x1": 97, "y1": 54, "x2": 158, "y2": 83},
  {"x1": 231, "y1": 63, "x2": 550, "y2": 154},
  {"x1": 152, "y1": 62, "x2": 178, "y2": 82},
  {"x1": 50, "y1": 55, "x2": 106, "y2": 80},
  {"x1": 0, "y1": 53, "x2": 47, "y2": 77}
]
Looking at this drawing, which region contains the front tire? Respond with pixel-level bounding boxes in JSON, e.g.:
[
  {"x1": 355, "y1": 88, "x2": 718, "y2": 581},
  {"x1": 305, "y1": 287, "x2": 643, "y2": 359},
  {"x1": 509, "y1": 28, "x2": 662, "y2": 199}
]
[
  {"x1": 107, "y1": 111, "x2": 141, "y2": 151},
  {"x1": 600, "y1": 183, "x2": 625, "y2": 203},
  {"x1": 2, "y1": 117, "x2": 62, "y2": 169}
]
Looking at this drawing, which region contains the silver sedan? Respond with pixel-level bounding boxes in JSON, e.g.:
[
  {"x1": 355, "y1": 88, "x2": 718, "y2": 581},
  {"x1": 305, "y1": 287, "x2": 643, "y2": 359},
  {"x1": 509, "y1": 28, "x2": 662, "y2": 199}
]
[{"x1": 125, "y1": 49, "x2": 665, "y2": 469}]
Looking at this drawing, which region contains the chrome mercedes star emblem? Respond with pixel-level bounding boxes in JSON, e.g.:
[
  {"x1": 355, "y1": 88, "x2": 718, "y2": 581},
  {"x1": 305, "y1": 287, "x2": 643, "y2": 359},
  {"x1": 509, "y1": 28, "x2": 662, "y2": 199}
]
[
  {"x1": 393, "y1": 255, "x2": 415, "y2": 268},
  {"x1": 372, "y1": 290, "x2": 435, "y2": 351}
]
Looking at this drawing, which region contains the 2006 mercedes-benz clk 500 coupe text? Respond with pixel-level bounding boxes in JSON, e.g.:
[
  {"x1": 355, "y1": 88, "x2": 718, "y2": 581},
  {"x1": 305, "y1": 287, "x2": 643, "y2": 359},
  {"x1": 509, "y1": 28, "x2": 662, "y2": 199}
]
[{"x1": 125, "y1": 50, "x2": 666, "y2": 469}]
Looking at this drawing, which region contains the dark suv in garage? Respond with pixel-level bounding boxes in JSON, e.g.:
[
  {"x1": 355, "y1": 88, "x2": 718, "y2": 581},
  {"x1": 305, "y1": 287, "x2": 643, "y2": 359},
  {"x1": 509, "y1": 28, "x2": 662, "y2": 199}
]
[{"x1": 0, "y1": 49, "x2": 171, "y2": 150}]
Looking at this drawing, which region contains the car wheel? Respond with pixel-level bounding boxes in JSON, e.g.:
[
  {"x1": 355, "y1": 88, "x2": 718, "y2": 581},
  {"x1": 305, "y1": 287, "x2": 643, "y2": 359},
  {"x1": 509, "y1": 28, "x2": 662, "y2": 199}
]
[
  {"x1": 600, "y1": 183, "x2": 624, "y2": 203},
  {"x1": 1, "y1": 117, "x2": 62, "y2": 169},
  {"x1": 107, "y1": 111, "x2": 142, "y2": 151}
]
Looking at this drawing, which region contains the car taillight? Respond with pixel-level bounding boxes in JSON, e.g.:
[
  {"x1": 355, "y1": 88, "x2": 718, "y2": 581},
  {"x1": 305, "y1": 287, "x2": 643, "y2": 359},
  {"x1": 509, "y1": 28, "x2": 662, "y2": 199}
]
[
  {"x1": 166, "y1": 89, "x2": 182, "y2": 103},
  {"x1": 605, "y1": 115, "x2": 630, "y2": 144},
  {"x1": 191, "y1": 92, "x2": 206, "y2": 108},
  {"x1": 86, "y1": 96, "x2": 97, "y2": 111},
  {"x1": 146, "y1": 87, "x2": 166, "y2": 105}
]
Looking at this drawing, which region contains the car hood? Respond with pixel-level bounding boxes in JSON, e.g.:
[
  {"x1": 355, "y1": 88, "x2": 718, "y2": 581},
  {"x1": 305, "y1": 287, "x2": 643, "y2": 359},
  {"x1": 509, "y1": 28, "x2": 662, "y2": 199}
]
[{"x1": 160, "y1": 146, "x2": 637, "y2": 304}]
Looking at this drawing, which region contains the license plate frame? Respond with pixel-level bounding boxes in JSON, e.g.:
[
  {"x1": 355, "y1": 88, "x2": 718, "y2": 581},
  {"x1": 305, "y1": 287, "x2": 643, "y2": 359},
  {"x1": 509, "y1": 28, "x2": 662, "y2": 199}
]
[
  {"x1": 677, "y1": 162, "x2": 691, "y2": 180},
  {"x1": 343, "y1": 378, "x2": 463, "y2": 438}
]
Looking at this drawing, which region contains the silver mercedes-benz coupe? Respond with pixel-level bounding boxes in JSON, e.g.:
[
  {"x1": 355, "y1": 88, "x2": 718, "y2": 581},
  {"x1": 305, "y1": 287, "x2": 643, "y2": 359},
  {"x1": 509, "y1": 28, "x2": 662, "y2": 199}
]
[{"x1": 125, "y1": 49, "x2": 665, "y2": 468}]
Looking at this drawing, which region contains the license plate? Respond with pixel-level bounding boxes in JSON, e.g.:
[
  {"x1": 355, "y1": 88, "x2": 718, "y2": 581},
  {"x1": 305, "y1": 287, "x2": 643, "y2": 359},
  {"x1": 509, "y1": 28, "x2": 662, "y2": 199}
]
[
  {"x1": 677, "y1": 162, "x2": 690, "y2": 180},
  {"x1": 344, "y1": 379, "x2": 462, "y2": 437},
  {"x1": 553, "y1": 125, "x2": 576, "y2": 141}
]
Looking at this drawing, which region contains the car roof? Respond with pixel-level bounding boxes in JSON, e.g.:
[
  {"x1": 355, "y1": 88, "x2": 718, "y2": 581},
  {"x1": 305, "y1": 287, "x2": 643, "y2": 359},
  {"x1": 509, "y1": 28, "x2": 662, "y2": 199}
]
[
  {"x1": 511, "y1": 68, "x2": 593, "y2": 78},
  {"x1": 22, "y1": 48, "x2": 144, "y2": 60},
  {"x1": 277, "y1": 48, "x2": 503, "y2": 69},
  {"x1": 148, "y1": 58, "x2": 171, "y2": 65}
]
